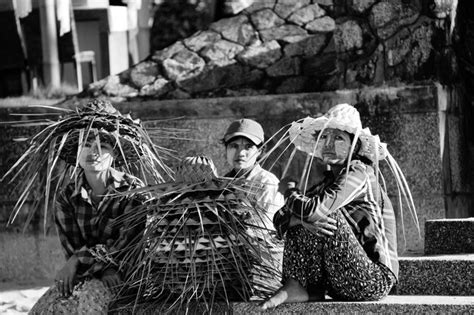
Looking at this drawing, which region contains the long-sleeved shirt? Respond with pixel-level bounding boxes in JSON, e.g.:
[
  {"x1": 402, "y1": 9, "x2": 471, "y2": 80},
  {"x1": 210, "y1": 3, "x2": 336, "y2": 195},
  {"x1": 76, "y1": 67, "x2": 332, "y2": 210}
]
[
  {"x1": 225, "y1": 164, "x2": 285, "y2": 231},
  {"x1": 55, "y1": 169, "x2": 145, "y2": 278},
  {"x1": 274, "y1": 160, "x2": 399, "y2": 279}
]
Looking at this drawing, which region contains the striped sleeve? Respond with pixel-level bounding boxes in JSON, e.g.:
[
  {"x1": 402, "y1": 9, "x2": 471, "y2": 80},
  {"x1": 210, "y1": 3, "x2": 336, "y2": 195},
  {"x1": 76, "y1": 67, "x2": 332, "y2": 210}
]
[{"x1": 286, "y1": 161, "x2": 369, "y2": 223}]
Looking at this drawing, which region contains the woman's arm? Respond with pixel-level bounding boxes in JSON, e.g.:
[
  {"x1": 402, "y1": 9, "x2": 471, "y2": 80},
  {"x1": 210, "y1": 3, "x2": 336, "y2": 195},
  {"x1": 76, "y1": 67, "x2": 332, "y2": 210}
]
[
  {"x1": 286, "y1": 161, "x2": 369, "y2": 223},
  {"x1": 54, "y1": 191, "x2": 93, "y2": 296},
  {"x1": 55, "y1": 191, "x2": 96, "y2": 268}
]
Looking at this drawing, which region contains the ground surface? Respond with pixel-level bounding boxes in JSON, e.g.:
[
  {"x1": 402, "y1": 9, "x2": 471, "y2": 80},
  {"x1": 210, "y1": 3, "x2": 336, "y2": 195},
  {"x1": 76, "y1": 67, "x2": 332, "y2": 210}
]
[{"x1": 0, "y1": 281, "x2": 50, "y2": 314}]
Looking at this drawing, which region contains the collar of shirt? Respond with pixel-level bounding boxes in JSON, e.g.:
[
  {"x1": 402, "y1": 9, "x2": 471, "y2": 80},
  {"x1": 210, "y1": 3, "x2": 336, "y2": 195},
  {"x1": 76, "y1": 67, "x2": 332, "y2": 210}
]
[{"x1": 71, "y1": 169, "x2": 128, "y2": 202}]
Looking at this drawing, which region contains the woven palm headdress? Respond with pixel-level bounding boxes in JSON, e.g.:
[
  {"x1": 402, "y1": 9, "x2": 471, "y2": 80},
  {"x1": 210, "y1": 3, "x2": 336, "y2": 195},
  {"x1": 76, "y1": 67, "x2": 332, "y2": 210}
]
[
  {"x1": 107, "y1": 156, "x2": 281, "y2": 314},
  {"x1": 259, "y1": 103, "x2": 419, "y2": 238},
  {"x1": 1, "y1": 98, "x2": 175, "y2": 228}
]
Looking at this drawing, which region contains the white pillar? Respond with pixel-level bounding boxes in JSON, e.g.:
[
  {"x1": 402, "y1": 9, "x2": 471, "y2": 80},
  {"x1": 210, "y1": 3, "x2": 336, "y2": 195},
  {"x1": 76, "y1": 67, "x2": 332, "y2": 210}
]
[{"x1": 39, "y1": 0, "x2": 60, "y2": 88}]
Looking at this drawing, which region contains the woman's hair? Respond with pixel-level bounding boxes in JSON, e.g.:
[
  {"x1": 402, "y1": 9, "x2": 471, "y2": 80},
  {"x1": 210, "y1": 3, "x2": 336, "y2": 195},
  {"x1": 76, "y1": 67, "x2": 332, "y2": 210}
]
[{"x1": 347, "y1": 134, "x2": 373, "y2": 166}]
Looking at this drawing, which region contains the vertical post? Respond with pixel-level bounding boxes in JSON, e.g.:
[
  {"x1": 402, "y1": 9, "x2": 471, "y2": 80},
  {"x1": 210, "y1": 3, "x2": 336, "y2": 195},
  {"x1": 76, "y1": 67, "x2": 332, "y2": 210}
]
[{"x1": 39, "y1": 0, "x2": 60, "y2": 88}]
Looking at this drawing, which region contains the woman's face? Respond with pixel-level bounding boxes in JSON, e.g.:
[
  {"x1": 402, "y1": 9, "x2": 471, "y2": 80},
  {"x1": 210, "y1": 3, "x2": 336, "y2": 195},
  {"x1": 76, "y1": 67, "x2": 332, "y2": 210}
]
[
  {"x1": 226, "y1": 137, "x2": 261, "y2": 172},
  {"x1": 315, "y1": 128, "x2": 352, "y2": 165},
  {"x1": 78, "y1": 139, "x2": 115, "y2": 172}
]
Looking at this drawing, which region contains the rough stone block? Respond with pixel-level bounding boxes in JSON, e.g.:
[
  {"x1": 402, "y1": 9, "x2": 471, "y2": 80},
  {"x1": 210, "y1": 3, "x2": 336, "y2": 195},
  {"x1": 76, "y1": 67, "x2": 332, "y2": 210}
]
[
  {"x1": 397, "y1": 254, "x2": 474, "y2": 295},
  {"x1": 183, "y1": 30, "x2": 221, "y2": 52},
  {"x1": 274, "y1": 0, "x2": 311, "y2": 19},
  {"x1": 305, "y1": 16, "x2": 336, "y2": 33},
  {"x1": 129, "y1": 61, "x2": 160, "y2": 89},
  {"x1": 250, "y1": 9, "x2": 285, "y2": 30},
  {"x1": 425, "y1": 218, "x2": 474, "y2": 254},
  {"x1": 237, "y1": 40, "x2": 282, "y2": 69},
  {"x1": 260, "y1": 25, "x2": 307, "y2": 42},
  {"x1": 162, "y1": 49, "x2": 205, "y2": 82},
  {"x1": 288, "y1": 4, "x2": 326, "y2": 26}
]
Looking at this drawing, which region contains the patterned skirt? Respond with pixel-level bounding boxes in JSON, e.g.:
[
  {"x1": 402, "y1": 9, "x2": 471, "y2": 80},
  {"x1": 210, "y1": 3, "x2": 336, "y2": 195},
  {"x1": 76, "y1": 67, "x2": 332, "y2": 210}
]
[
  {"x1": 282, "y1": 210, "x2": 396, "y2": 301},
  {"x1": 29, "y1": 279, "x2": 112, "y2": 315}
]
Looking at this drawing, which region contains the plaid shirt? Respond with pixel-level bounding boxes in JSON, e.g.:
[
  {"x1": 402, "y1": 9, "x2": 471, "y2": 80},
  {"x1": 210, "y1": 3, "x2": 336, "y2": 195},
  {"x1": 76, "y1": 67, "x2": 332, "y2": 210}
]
[
  {"x1": 274, "y1": 160, "x2": 399, "y2": 279},
  {"x1": 55, "y1": 169, "x2": 145, "y2": 278}
]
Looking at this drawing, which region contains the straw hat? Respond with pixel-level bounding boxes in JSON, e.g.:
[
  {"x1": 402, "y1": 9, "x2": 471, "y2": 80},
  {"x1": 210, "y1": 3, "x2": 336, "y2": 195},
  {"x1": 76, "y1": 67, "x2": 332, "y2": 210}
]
[
  {"x1": 288, "y1": 103, "x2": 387, "y2": 163},
  {"x1": 2, "y1": 98, "x2": 173, "y2": 227},
  {"x1": 50, "y1": 99, "x2": 151, "y2": 166}
]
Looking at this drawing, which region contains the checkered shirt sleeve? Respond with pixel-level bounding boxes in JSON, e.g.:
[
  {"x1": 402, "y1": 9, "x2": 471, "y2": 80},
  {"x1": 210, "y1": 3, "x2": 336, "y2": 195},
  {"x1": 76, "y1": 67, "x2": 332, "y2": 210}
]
[
  {"x1": 55, "y1": 176, "x2": 145, "y2": 277},
  {"x1": 55, "y1": 189, "x2": 97, "y2": 267}
]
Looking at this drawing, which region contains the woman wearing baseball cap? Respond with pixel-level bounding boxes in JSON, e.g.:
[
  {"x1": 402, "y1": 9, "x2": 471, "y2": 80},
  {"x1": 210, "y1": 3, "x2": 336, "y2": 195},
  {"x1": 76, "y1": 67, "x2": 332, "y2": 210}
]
[{"x1": 222, "y1": 118, "x2": 284, "y2": 230}]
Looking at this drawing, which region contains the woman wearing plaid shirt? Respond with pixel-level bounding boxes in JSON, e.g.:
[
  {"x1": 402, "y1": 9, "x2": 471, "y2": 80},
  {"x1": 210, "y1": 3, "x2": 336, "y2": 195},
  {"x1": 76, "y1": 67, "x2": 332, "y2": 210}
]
[
  {"x1": 262, "y1": 104, "x2": 416, "y2": 310},
  {"x1": 21, "y1": 100, "x2": 171, "y2": 314}
]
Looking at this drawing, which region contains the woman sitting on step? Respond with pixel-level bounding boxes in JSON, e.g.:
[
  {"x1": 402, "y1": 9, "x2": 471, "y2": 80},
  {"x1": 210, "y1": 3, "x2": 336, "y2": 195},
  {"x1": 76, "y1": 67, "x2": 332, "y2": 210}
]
[
  {"x1": 262, "y1": 104, "x2": 418, "y2": 309},
  {"x1": 3, "y1": 99, "x2": 171, "y2": 314}
]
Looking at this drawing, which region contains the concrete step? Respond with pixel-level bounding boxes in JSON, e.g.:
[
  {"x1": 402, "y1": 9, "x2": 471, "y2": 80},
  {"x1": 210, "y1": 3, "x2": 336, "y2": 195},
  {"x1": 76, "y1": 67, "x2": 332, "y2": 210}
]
[
  {"x1": 396, "y1": 254, "x2": 474, "y2": 295},
  {"x1": 232, "y1": 296, "x2": 474, "y2": 314},
  {"x1": 425, "y1": 218, "x2": 474, "y2": 254}
]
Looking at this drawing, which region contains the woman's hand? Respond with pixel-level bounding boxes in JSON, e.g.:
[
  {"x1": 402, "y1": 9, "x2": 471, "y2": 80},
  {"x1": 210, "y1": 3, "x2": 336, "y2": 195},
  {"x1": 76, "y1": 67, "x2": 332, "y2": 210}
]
[
  {"x1": 101, "y1": 268, "x2": 122, "y2": 295},
  {"x1": 55, "y1": 255, "x2": 79, "y2": 297},
  {"x1": 303, "y1": 216, "x2": 337, "y2": 237}
]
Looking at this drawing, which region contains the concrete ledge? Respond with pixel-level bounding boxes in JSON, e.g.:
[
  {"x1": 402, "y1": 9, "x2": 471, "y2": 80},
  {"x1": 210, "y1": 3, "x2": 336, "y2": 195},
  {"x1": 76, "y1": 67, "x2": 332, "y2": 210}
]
[
  {"x1": 0, "y1": 233, "x2": 63, "y2": 284},
  {"x1": 425, "y1": 218, "x2": 474, "y2": 254},
  {"x1": 232, "y1": 296, "x2": 474, "y2": 314},
  {"x1": 397, "y1": 254, "x2": 474, "y2": 295}
]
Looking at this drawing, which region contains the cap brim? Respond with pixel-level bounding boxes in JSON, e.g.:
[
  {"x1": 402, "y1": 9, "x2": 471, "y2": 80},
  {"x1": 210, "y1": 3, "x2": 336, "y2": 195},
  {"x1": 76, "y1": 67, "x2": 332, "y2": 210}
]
[{"x1": 224, "y1": 132, "x2": 263, "y2": 146}]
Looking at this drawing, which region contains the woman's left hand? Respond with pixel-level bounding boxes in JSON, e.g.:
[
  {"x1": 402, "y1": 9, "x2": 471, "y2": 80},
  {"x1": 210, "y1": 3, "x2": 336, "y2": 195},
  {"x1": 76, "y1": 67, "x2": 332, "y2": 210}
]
[
  {"x1": 55, "y1": 255, "x2": 79, "y2": 297},
  {"x1": 302, "y1": 216, "x2": 337, "y2": 237}
]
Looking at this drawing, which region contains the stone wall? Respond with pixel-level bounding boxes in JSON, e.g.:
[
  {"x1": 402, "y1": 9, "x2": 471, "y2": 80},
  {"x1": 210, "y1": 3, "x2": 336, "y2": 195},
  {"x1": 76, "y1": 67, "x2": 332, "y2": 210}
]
[{"x1": 81, "y1": 0, "x2": 453, "y2": 102}]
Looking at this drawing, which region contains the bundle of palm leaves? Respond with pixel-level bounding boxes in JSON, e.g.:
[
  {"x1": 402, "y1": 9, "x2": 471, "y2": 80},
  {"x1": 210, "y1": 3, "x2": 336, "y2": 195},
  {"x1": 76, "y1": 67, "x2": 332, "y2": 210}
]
[
  {"x1": 1, "y1": 98, "x2": 176, "y2": 229},
  {"x1": 111, "y1": 156, "x2": 281, "y2": 314}
]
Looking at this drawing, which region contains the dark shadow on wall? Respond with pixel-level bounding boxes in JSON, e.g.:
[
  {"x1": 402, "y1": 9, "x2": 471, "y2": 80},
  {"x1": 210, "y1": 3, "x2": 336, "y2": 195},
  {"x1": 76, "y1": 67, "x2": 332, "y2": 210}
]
[
  {"x1": 150, "y1": 0, "x2": 216, "y2": 53},
  {"x1": 452, "y1": 0, "x2": 474, "y2": 217}
]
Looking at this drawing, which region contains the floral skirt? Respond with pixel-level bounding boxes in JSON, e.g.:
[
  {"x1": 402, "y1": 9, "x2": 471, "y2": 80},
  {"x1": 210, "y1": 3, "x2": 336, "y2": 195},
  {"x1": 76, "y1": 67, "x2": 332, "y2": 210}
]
[
  {"x1": 29, "y1": 279, "x2": 112, "y2": 315},
  {"x1": 282, "y1": 210, "x2": 396, "y2": 301}
]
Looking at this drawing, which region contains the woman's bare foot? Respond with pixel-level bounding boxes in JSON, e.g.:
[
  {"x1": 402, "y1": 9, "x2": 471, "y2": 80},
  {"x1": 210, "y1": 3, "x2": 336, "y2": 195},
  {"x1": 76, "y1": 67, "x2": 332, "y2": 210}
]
[{"x1": 260, "y1": 279, "x2": 309, "y2": 310}]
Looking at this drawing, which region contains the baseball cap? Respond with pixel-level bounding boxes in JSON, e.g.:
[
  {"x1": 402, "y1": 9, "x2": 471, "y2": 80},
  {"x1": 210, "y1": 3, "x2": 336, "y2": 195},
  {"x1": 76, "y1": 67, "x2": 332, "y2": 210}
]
[{"x1": 223, "y1": 118, "x2": 264, "y2": 146}]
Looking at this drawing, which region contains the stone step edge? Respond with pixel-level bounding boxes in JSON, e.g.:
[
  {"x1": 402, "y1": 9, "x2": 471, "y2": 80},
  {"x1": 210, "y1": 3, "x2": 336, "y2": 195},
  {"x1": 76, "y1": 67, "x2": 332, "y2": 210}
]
[
  {"x1": 399, "y1": 253, "x2": 474, "y2": 260},
  {"x1": 427, "y1": 218, "x2": 474, "y2": 222},
  {"x1": 232, "y1": 295, "x2": 474, "y2": 313}
]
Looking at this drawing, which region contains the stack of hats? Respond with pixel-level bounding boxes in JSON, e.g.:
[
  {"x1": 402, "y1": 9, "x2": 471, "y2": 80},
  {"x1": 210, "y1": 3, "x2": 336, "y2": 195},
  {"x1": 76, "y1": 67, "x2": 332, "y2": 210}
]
[{"x1": 117, "y1": 156, "x2": 280, "y2": 313}]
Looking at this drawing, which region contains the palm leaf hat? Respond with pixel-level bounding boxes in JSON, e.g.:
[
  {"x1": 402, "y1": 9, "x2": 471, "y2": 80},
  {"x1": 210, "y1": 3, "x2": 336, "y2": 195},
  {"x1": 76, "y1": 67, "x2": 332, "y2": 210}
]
[
  {"x1": 1, "y1": 98, "x2": 175, "y2": 229},
  {"x1": 108, "y1": 156, "x2": 281, "y2": 314}
]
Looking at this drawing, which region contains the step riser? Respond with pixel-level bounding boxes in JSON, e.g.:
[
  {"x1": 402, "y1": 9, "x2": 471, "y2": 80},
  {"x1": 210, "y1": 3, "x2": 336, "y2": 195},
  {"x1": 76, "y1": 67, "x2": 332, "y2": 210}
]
[
  {"x1": 232, "y1": 300, "x2": 473, "y2": 314},
  {"x1": 424, "y1": 219, "x2": 474, "y2": 255},
  {"x1": 115, "y1": 297, "x2": 474, "y2": 314},
  {"x1": 397, "y1": 257, "x2": 474, "y2": 295}
]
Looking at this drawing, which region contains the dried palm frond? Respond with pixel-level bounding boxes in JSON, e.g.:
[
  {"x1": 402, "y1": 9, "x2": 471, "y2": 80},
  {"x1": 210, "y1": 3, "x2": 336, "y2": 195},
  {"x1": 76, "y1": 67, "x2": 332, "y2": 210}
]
[
  {"x1": 103, "y1": 156, "x2": 281, "y2": 314},
  {"x1": 1, "y1": 99, "x2": 177, "y2": 230}
]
